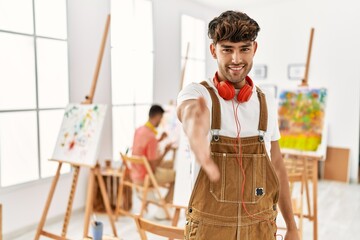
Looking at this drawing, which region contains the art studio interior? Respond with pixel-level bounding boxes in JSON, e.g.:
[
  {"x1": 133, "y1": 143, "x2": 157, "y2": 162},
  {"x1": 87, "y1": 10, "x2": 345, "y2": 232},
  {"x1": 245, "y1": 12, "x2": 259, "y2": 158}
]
[{"x1": 0, "y1": 0, "x2": 359, "y2": 239}]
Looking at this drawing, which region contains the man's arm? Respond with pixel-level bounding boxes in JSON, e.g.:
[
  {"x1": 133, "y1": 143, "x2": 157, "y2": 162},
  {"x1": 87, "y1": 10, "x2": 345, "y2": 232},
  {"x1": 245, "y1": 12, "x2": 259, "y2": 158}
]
[
  {"x1": 270, "y1": 141, "x2": 300, "y2": 240},
  {"x1": 177, "y1": 97, "x2": 220, "y2": 182}
]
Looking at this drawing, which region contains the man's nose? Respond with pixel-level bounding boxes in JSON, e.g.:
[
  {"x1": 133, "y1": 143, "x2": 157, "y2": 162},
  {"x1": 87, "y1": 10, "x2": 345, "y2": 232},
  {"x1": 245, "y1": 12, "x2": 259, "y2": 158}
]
[{"x1": 231, "y1": 52, "x2": 241, "y2": 64}]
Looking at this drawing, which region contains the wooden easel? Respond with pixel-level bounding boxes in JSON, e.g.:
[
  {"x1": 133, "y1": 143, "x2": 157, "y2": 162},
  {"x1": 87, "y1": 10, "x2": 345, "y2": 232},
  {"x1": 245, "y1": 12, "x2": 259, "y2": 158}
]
[
  {"x1": 300, "y1": 28, "x2": 315, "y2": 87},
  {"x1": 283, "y1": 27, "x2": 320, "y2": 240},
  {"x1": 34, "y1": 15, "x2": 117, "y2": 240},
  {"x1": 179, "y1": 42, "x2": 190, "y2": 91}
]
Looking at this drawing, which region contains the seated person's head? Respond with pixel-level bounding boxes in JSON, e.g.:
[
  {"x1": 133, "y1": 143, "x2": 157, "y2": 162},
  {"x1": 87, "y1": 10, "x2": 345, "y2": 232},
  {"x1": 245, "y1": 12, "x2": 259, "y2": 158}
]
[{"x1": 149, "y1": 105, "x2": 165, "y2": 127}]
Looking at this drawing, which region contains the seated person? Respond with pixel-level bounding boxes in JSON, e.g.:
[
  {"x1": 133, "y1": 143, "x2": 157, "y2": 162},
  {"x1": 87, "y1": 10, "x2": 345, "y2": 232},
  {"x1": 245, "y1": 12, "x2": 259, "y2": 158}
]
[{"x1": 130, "y1": 105, "x2": 176, "y2": 207}]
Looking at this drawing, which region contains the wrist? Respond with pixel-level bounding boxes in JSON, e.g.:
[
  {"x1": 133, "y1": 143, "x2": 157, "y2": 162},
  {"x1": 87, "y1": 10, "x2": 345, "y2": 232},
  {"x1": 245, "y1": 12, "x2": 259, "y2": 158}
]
[{"x1": 286, "y1": 223, "x2": 298, "y2": 231}]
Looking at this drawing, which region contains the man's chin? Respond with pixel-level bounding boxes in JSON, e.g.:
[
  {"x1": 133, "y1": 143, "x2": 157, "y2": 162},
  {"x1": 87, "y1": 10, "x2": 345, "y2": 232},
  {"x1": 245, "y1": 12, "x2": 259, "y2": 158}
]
[{"x1": 227, "y1": 77, "x2": 245, "y2": 84}]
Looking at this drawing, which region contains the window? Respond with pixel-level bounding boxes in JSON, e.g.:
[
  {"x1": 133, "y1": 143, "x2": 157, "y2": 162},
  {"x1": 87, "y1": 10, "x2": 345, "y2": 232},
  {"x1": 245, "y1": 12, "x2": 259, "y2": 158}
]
[
  {"x1": 111, "y1": 0, "x2": 154, "y2": 160},
  {"x1": 0, "y1": 0, "x2": 69, "y2": 187},
  {"x1": 181, "y1": 15, "x2": 206, "y2": 88}
]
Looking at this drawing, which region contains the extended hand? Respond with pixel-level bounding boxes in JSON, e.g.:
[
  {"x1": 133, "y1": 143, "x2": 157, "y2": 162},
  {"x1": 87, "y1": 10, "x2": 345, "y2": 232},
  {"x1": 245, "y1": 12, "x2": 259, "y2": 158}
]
[
  {"x1": 284, "y1": 229, "x2": 300, "y2": 240},
  {"x1": 183, "y1": 97, "x2": 220, "y2": 182}
]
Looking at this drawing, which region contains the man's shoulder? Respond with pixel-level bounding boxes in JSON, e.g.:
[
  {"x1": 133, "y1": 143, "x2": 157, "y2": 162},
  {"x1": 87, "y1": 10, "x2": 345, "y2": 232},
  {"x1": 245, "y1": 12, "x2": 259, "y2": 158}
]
[
  {"x1": 177, "y1": 79, "x2": 214, "y2": 105},
  {"x1": 182, "y1": 79, "x2": 214, "y2": 92},
  {"x1": 135, "y1": 125, "x2": 152, "y2": 137}
]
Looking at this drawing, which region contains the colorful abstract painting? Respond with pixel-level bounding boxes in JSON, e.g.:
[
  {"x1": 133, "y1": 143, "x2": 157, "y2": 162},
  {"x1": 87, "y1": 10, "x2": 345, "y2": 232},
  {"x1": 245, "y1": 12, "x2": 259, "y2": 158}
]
[
  {"x1": 278, "y1": 88, "x2": 327, "y2": 152},
  {"x1": 52, "y1": 104, "x2": 107, "y2": 167}
]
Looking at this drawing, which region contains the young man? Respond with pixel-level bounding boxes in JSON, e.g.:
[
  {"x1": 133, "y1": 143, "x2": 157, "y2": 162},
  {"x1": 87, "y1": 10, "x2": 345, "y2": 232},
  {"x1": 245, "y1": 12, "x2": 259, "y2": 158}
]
[
  {"x1": 177, "y1": 11, "x2": 299, "y2": 239},
  {"x1": 131, "y1": 105, "x2": 175, "y2": 205}
]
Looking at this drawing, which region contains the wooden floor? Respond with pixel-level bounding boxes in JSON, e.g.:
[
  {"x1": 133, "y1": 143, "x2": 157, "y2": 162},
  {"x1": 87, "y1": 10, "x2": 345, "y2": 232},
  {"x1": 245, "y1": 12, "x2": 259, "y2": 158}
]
[{"x1": 10, "y1": 180, "x2": 360, "y2": 240}]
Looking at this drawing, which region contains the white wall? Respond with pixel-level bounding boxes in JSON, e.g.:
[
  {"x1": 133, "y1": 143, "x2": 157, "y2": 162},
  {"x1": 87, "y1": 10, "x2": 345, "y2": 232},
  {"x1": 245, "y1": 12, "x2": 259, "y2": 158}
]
[
  {"x1": 153, "y1": 0, "x2": 219, "y2": 104},
  {"x1": 0, "y1": 0, "x2": 112, "y2": 238},
  {"x1": 243, "y1": 0, "x2": 360, "y2": 181}
]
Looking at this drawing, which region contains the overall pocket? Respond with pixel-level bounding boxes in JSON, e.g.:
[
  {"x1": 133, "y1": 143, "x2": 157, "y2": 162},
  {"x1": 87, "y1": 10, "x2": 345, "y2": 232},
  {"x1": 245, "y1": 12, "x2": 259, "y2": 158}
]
[{"x1": 209, "y1": 153, "x2": 267, "y2": 203}]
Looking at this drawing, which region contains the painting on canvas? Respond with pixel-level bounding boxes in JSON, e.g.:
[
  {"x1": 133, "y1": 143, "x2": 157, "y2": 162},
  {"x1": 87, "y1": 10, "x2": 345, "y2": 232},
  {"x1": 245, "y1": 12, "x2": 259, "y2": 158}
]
[
  {"x1": 278, "y1": 88, "x2": 327, "y2": 152},
  {"x1": 52, "y1": 104, "x2": 107, "y2": 167}
]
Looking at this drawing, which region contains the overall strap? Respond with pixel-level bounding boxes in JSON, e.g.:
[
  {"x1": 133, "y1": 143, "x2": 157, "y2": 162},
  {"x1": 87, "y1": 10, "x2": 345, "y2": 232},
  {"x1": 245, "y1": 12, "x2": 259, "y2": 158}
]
[
  {"x1": 256, "y1": 86, "x2": 268, "y2": 132},
  {"x1": 200, "y1": 81, "x2": 221, "y2": 131}
]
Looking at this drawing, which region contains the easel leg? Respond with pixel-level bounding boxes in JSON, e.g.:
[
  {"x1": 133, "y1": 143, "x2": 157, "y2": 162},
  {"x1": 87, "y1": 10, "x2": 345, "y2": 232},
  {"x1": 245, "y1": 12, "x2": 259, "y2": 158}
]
[
  {"x1": 95, "y1": 167, "x2": 118, "y2": 237},
  {"x1": 83, "y1": 168, "x2": 96, "y2": 238},
  {"x1": 115, "y1": 168, "x2": 125, "y2": 220},
  {"x1": 0, "y1": 203, "x2": 2, "y2": 240},
  {"x1": 313, "y1": 159, "x2": 318, "y2": 240},
  {"x1": 61, "y1": 166, "x2": 80, "y2": 237},
  {"x1": 34, "y1": 163, "x2": 62, "y2": 240}
]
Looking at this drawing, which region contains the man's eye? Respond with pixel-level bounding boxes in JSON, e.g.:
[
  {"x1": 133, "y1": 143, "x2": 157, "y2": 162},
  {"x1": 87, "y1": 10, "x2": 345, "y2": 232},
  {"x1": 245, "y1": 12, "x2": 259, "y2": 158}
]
[
  {"x1": 241, "y1": 48, "x2": 250, "y2": 52},
  {"x1": 223, "y1": 49, "x2": 232, "y2": 53}
]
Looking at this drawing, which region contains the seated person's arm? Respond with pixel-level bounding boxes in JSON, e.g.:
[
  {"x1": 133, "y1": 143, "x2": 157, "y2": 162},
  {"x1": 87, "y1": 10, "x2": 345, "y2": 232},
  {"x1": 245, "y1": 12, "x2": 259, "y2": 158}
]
[
  {"x1": 158, "y1": 132, "x2": 168, "y2": 142},
  {"x1": 147, "y1": 141, "x2": 173, "y2": 171}
]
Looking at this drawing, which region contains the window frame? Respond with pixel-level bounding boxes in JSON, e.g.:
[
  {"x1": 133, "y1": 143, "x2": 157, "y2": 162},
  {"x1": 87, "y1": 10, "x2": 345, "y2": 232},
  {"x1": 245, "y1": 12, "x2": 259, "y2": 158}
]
[
  {"x1": 0, "y1": 0, "x2": 70, "y2": 188},
  {"x1": 110, "y1": 0, "x2": 155, "y2": 161},
  {"x1": 180, "y1": 14, "x2": 206, "y2": 88}
]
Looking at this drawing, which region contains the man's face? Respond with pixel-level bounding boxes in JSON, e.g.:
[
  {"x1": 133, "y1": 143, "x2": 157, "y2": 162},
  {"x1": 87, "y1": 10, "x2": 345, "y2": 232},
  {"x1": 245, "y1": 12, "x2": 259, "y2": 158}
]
[
  {"x1": 153, "y1": 114, "x2": 163, "y2": 128},
  {"x1": 210, "y1": 40, "x2": 257, "y2": 88}
]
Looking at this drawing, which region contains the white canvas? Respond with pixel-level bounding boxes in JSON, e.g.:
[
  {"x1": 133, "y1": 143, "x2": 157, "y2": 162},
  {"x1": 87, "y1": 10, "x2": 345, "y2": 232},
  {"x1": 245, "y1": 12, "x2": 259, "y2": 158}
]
[
  {"x1": 173, "y1": 130, "x2": 197, "y2": 207},
  {"x1": 52, "y1": 104, "x2": 107, "y2": 167}
]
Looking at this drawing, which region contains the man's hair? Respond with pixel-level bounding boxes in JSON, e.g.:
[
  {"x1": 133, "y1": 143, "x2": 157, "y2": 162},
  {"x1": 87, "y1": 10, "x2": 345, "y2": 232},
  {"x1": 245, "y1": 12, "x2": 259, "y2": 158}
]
[
  {"x1": 208, "y1": 11, "x2": 260, "y2": 44},
  {"x1": 149, "y1": 104, "x2": 165, "y2": 118}
]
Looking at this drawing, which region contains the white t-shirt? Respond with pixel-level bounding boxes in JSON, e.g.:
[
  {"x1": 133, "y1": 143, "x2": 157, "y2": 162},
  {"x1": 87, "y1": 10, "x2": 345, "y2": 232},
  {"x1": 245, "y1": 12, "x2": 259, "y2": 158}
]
[
  {"x1": 173, "y1": 79, "x2": 281, "y2": 204},
  {"x1": 177, "y1": 79, "x2": 281, "y2": 157}
]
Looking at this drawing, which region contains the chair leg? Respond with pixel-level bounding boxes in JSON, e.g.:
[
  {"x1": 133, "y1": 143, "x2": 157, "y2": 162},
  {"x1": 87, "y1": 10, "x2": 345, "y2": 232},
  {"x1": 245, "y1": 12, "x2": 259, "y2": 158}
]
[
  {"x1": 134, "y1": 215, "x2": 148, "y2": 240},
  {"x1": 168, "y1": 207, "x2": 182, "y2": 240},
  {"x1": 171, "y1": 207, "x2": 181, "y2": 227},
  {"x1": 140, "y1": 177, "x2": 150, "y2": 217},
  {"x1": 153, "y1": 187, "x2": 171, "y2": 219}
]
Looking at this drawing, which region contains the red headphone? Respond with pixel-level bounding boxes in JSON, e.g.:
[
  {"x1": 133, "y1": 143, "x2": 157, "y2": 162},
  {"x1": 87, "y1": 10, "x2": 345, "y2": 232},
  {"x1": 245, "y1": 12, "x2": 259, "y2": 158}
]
[{"x1": 213, "y1": 72, "x2": 254, "y2": 102}]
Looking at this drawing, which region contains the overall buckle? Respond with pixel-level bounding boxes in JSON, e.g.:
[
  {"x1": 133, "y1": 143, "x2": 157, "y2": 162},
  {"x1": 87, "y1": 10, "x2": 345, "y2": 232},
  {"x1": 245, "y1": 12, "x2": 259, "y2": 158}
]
[
  {"x1": 258, "y1": 130, "x2": 265, "y2": 142},
  {"x1": 212, "y1": 129, "x2": 220, "y2": 141}
]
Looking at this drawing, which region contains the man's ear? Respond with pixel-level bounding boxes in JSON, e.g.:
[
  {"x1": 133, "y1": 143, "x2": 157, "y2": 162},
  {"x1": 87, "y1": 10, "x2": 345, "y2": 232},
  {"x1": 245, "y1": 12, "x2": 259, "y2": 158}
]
[
  {"x1": 210, "y1": 43, "x2": 217, "y2": 59},
  {"x1": 253, "y1": 41, "x2": 258, "y2": 55}
]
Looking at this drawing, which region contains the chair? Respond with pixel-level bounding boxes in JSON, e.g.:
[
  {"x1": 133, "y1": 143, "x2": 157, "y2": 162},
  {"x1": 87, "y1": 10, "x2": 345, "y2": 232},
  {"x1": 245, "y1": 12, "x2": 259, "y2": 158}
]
[
  {"x1": 115, "y1": 153, "x2": 171, "y2": 220},
  {"x1": 134, "y1": 215, "x2": 184, "y2": 240},
  {"x1": 168, "y1": 203, "x2": 187, "y2": 227},
  {"x1": 167, "y1": 204, "x2": 187, "y2": 240}
]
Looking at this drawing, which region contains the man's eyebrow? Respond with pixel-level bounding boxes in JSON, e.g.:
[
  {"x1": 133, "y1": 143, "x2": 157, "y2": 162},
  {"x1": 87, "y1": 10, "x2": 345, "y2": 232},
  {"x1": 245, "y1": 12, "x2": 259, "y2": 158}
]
[
  {"x1": 240, "y1": 43, "x2": 252, "y2": 48},
  {"x1": 220, "y1": 43, "x2": 253, "y2": 48},
  {"x1": 220, "y1": 44, "x2": 233, "y2": 48}
]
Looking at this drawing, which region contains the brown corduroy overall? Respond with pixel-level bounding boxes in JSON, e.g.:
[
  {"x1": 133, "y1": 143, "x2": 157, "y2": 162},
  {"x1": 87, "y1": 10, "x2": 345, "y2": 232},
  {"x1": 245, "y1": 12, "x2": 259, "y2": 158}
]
[{"x1": 185, "y1": 82, "x2": 280, "y2": 240}]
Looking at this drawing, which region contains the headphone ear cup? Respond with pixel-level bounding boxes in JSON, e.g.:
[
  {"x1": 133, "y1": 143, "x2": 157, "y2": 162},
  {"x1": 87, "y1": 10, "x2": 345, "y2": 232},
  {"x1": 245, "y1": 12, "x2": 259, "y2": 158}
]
[
  {"x1": 218, "y1": 81, "x2": 235, "y2": 100},
  {"x1": 237, "y1": 84, "x2": 253, "y2": 103}
]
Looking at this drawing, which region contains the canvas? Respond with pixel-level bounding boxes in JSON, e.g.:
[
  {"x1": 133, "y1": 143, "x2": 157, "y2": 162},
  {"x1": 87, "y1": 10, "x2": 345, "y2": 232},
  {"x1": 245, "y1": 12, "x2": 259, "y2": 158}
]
[
  {"x1": 159, "y1": 104, "x2": 181, "y2": 146},
  {"x1": 52, "y1": 104, "x2": 107, "y2": 167},
  {"x1": 278, "y1": 88, "x2": 327, "y2": 152}
]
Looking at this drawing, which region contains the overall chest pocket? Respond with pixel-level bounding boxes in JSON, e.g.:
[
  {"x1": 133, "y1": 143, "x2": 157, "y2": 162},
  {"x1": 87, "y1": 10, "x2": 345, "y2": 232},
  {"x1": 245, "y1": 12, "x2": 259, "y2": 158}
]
[{"x1": 209, "y1": 153, "x2": 268, "y2": 203}]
